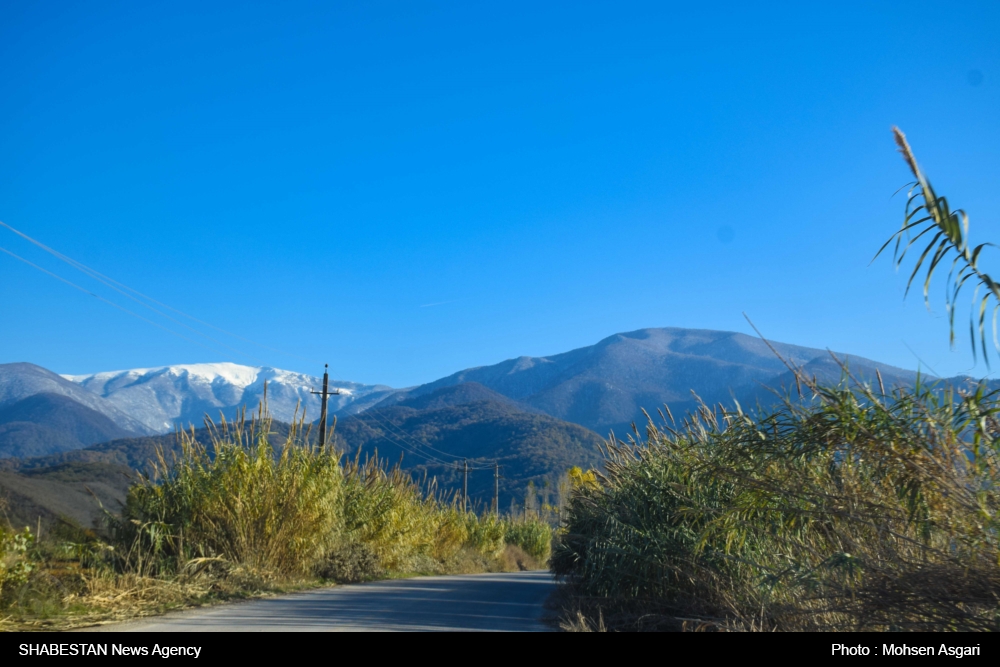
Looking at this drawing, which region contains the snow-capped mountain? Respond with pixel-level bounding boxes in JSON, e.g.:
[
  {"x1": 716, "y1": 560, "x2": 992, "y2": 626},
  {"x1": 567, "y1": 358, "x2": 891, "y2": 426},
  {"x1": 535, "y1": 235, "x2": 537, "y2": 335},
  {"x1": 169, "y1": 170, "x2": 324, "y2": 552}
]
[{"x1": 64, "y1": 363, "x2": 396, "y2": 433}]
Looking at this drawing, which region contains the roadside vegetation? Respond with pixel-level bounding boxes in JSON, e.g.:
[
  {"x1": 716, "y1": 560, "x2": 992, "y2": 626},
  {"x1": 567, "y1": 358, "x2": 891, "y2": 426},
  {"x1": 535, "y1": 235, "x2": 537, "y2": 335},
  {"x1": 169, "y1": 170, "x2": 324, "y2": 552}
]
[
  {"x1": 0, "y1": 404, "x2": 551, "y2": 630},
  {"x1": 552, "y1": 130, "x2": 1000, "y2": 631}
]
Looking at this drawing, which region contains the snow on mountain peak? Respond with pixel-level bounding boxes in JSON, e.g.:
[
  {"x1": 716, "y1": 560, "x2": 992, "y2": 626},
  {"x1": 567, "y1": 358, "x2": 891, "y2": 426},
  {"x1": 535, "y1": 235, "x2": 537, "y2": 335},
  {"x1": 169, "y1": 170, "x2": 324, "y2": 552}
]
[
  {"x1": 65, "y1": 362, "x2": 261, "y2": 388},
  {"x1": 63, "y1": 363, "x2": 393, "y2": 433}
]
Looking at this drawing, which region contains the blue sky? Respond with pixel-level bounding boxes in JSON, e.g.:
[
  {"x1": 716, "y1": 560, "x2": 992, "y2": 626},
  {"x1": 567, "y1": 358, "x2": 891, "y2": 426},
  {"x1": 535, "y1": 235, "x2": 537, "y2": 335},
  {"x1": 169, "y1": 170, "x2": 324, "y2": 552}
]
[{"x1": 2, "y1": 1, "x2": 999, "y2": 386}]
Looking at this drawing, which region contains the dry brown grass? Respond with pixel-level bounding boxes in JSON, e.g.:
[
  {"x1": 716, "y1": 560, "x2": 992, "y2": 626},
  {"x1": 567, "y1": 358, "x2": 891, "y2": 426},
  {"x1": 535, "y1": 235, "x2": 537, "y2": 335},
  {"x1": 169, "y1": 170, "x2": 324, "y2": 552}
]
[{"x1": 0, "y1": 561, "x2": 323, "y2": 631}]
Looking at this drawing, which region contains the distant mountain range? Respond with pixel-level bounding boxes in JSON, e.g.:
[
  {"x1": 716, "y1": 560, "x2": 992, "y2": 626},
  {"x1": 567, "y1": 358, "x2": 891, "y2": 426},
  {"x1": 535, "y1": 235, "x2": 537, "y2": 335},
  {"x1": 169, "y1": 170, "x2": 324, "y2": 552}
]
[
  {"x1": 0, "y1": 327, "x2": 937, "y2": 458},
  {"x1": 0, "y1": 393, "x2": 137, "y2": 459},
  {"x1": 0, "y1": 326, "x2": 958, "y2": 528}
]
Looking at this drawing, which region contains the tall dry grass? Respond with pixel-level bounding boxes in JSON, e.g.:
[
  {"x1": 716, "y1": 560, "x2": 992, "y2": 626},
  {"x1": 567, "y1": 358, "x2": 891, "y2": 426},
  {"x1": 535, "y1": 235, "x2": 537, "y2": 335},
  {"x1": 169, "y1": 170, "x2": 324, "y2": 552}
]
[
  {"x1": 553, "y1": 368, "x2": 1000, "y2": 631},
  {"x1": 105, "y1": 401, "x2": 552, "y2": 582},
  {"x1": 110, "y1": 408, "x2": 341, "y2": 577},
  {"x1": 502, "y1": 516, "x2": 552, "y2": 563}
]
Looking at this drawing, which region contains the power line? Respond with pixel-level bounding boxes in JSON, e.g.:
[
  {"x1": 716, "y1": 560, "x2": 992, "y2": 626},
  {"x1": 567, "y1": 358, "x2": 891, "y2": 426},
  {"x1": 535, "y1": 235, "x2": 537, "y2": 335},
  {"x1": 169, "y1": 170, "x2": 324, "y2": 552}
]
[
  {"x1": 343, "y1": 399, "x2": 492, "y2": 468},
  {"x1": 0, "y1": 221, "x2": 266, "y2": 363},
  {"x1": 345, "y1": 411, "x2": 458, "y2": 467},
  {"x1": 0, "y1": 220, "x2": 321, "y2": 366},
  {"x1": 345, "y1": 408, "x2": 495, "y2": 472},
  {"x1": 0, "y1": 245, "x2": 239, "y2": 358},
  {"x1": 362, "y1": 404, "x2": 493, "y2": 466}
]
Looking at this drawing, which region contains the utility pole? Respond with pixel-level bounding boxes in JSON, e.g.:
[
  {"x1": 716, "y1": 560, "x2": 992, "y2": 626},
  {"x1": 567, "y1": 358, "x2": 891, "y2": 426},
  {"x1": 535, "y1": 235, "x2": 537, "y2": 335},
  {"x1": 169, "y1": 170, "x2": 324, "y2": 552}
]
[
  {"x1": 310, "y1": 364, "x2": 340, "y2": 449},
  {"x1": 463, "y1": 459, "x2": 469, "y2": 512},
  {"x1": 494, "y1": 461, "x2": 500, "y2": 518}
]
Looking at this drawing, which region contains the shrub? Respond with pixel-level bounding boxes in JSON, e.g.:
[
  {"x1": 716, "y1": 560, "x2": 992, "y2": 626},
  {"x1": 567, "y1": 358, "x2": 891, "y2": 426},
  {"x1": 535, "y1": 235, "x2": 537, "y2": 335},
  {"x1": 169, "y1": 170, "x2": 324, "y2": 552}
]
[
  {"x1": 0, "y1": 526, "x2": 35, "y2": 600},
  {"x1": 553, "y1": 129, "x2": 1000, "y2": 632},
  {"x1": 463, "y1": 512, "x2": 507, "y2": 559},
  {"x1": 430, "y1": 505, "x2": 471, "y2": 562},
  {"x1": 498, "y1": 544, "x2": 538, "y2": 572},
  {"x1": 316, "y1": 541, "x2": 384, "y2": 583}
]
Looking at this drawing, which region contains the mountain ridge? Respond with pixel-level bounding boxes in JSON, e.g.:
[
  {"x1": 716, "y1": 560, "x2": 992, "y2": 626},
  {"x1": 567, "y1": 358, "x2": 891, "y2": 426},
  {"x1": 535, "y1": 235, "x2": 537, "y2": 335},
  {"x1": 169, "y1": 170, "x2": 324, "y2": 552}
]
[
  {"x1": 65, "y1": 362, "x2": 396, "y2": 433},
  {"x1": 391, "y1": 328, "x2": 924, "y2": 434},
  {"x1": 0, "y1": 393, "x2": 137, "y2": 459},
  {"x1": 2, "y1": 386, "x2": 604, "y2": 512},
  {"x1": 0, "y1": 363, "x2": 152, "y2": 435},
  {"x1": 334, "y1": 392, "x2": 605, "y2": 509},
  {"x1": 2, "y1": 327, "x2": 933, "y2": 456},
  {"x1": 0, "y1": 327, "x2": 961, "y2": 530}
]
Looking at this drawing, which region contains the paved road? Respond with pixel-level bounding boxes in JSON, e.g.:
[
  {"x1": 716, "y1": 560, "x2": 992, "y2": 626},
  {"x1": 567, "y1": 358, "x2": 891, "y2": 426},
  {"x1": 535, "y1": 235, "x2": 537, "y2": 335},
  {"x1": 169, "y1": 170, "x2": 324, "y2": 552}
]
[{"x1": 87, "y1": 571, "x2": 556, "y2": 632}]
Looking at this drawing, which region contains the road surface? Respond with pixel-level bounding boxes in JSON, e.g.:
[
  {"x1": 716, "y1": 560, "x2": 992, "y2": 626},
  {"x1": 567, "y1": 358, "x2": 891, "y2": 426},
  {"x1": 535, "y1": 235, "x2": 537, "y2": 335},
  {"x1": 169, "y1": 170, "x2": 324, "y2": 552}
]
[{"x1": 86, "y1": 571, "x2": 556, "y2": 632}]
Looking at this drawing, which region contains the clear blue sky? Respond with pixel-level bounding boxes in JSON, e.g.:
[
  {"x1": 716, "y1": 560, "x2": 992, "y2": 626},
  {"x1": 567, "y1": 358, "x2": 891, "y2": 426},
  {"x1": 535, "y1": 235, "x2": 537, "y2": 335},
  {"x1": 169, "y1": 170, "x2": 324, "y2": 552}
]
[{"x1": 2, "y1": 1, "x2": 999, "y2": 386}]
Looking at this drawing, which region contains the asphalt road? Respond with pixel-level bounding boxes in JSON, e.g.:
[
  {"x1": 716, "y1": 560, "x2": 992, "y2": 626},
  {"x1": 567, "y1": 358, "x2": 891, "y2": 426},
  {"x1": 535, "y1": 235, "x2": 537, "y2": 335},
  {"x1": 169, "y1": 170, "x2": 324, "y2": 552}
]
[{"x1": 87, "y1": 571, "x2": 556, "y2": 632}]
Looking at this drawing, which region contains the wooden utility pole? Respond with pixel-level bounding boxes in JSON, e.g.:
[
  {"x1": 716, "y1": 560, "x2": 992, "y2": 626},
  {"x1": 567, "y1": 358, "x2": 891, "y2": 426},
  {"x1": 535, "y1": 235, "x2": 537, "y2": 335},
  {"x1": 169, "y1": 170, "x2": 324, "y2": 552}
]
[
  {"x1": 494, "y1": 461, "x2": 500, "y2": 518},
  {"x1": 310, "y1": 364, "x2": 340, "y2": 449},
  {"x1": 463, "y1": 459, "x2": 469, "y2": 512}
]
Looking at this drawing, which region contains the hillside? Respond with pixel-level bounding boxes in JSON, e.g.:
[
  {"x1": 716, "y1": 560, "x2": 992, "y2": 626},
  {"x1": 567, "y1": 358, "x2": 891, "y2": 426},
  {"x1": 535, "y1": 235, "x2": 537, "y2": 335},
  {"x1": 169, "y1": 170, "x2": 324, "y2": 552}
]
[
  {"x1": 335, "y1": 384, "x2": 605, "y2": 510},
  {"x1": 0, "y1": 422, "x2": 87, "y2": 460},
  {"x1": 0, "y1": 461, "x2": 138, "y2": 532},
  {"x1": 0, "y1": 363, "x2": 151, "y2": 434},
  {"x1": 0, "y1": 327, "x2": 936, "y2": 525},
  {"x1": 1, "y1": 427, "x2": 258, "y2": 473},
  {"x1": 0, "y1": 393, "x2": 137, "y2": 458},
  {"x1": 394, "y1": 328, "x2": 923, "y2": 435},
  {"x1": 736, "y1": 352, "x2": 934, "y2": 410},
  {"x1": 389, "y1": 382, "x2": 539, "y2": 412},
  {"x1": 0, "y1": 426, "x2": 280, "y2": 531},
  {"x1": 2, "y1": 328, "x2": 929, "y2": 461}
]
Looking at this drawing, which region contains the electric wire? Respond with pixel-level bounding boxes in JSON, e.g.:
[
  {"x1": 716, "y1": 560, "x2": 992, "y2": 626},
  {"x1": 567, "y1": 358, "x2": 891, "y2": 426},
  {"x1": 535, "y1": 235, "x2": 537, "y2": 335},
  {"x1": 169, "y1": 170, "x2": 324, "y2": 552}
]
[
  {"x1": 11, "y1": 234, "x2": 269, "y2": 364},
  {"x1": 363, "y1": 404, "x2": 495, "y2": 468},
  {"x1": 326, "y1": 389, "x2": 468, "y2": 465},
  {"x1": 331, "y1": 399, "x2": 459, "y2": 467},
  {"x1": 359, "y1": 406, "x2": 498, "y2": 470},
  {"x1": 345, "y1": 411, "x2": 457, "y2": 467},
  {"x1": 0, "y1": 245, "x2": 240, "y2": 359},
  {"x1": 343, "y1": 406, "x2": 493, "y2": 470},
  {"x1": 0, "y1": 220, "x2": 321, "y2": 366},
  {"x1": 353, "y1": 414, "x2": 463, "y2": 468}
]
